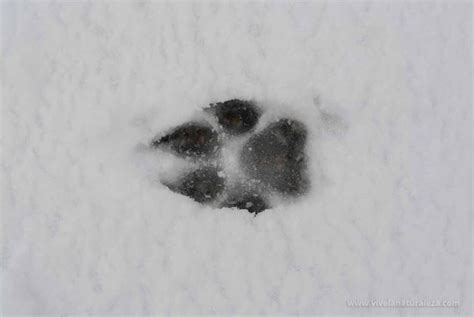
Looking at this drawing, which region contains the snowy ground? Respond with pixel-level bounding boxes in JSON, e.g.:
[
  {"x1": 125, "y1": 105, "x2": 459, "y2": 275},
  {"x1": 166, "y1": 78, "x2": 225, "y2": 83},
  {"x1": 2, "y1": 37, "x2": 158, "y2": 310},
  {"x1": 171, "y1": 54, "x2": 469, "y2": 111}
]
[{"x1": 1, "y1": 1, "x2": 471, "y2": 315}]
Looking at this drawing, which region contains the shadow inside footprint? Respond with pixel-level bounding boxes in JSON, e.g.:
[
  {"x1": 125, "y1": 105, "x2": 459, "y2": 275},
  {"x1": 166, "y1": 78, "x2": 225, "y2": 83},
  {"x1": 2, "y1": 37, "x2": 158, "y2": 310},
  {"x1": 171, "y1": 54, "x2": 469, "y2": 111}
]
[
  {"x1": 205, "y1": 99, "x2": 261, "y2": 135},
  {"x1": 165, "y1": 166, "x2": 225, "y2": 203},
  {"x1": 240, "y1": 119, "x2": 309, "y2": 195},
  {"x1": 151, "y1": 122, "x2": 219, "y2": 159}
]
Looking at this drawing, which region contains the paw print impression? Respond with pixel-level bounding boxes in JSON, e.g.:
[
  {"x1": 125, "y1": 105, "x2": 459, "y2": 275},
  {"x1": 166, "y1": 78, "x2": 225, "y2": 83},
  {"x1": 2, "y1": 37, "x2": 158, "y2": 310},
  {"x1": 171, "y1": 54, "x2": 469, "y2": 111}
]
[{"x1": 151, "y1": 99, "x2": 309, "y2": 214}]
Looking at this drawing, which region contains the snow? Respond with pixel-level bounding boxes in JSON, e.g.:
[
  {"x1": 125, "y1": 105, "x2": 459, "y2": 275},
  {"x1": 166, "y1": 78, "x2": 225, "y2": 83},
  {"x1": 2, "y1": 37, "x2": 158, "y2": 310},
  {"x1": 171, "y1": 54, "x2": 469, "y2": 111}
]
[{"x1": 1, "y1": 1, "x2": 471, "y2": 315}]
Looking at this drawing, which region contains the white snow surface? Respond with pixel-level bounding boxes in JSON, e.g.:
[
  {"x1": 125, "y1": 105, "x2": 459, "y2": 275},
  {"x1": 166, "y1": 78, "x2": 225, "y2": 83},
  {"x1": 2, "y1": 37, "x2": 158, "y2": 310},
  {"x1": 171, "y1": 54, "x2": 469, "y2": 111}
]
[{"x1": 1, "y1": 1, "x2": 472, "y2": 315}]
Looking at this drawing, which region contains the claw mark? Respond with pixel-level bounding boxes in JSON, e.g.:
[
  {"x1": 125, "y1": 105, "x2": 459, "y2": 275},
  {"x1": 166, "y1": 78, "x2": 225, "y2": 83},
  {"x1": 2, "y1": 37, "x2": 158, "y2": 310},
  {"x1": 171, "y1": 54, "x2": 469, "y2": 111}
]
[{"x1": 221, "y1": 191, "x2": 269, "y2": 215}]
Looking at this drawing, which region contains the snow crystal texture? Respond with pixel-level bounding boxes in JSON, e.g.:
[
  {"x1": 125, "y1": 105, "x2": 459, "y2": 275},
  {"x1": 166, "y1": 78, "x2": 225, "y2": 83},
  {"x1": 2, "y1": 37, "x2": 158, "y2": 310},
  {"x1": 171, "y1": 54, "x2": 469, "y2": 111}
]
[{"x1": 1, "y1": 1, "x2": 472, "y2": 315}]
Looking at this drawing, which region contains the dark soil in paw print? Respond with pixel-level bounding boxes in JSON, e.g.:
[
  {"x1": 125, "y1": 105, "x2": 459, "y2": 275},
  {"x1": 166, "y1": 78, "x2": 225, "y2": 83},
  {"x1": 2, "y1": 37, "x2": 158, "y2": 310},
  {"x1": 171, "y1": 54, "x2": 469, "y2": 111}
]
[
  {"x1": 165, "y1": 166, "x2": 225, "y2": 203},
  {"x1": 151, "y1": 122, "x2": 219, "y2": 159},
  {"x1": 240, "y1": 119, "x2": 309, "y2": 195},
  {"x1": 150, "y1": 99, "x2": 310, "y2": 214},
  {"x1": 205, "y1": 99, "x2": 261, "y2": 135}
]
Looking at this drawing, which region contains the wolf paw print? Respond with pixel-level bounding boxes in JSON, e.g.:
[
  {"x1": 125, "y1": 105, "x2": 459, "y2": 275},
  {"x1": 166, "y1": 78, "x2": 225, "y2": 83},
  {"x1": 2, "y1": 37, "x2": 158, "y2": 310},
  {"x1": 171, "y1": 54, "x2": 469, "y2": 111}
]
[{"x1": 150, "y1": 99, "x2": 309, "y2": 215}]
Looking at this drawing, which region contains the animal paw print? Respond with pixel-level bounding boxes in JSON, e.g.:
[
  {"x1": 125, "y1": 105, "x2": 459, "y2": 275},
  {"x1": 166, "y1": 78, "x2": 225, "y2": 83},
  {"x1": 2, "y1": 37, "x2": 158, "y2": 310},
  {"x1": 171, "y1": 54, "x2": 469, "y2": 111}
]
[{"x1": 151, "y1": 99, "x2": 309, "y2": 214}]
